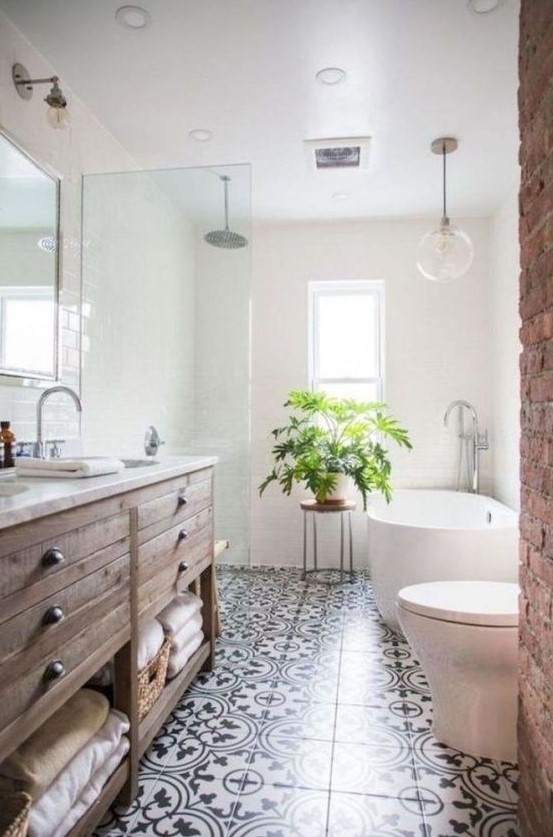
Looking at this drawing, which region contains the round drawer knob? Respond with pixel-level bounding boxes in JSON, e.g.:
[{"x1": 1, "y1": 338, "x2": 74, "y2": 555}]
[
  {"x1": 42, "y1": 547, "x2": 65, "y2": 568},
  {"x1": 177, "y1": 494, "x2": 188, "y2": 508},
  {"x1": 178, "y1": 529, "x2": 188, "y2": 542},
  {"x1": 43, "y1": 660, "x2": 66, "y2": 682},
  {"x1": 178, "y1": 561, "x2": 189, "y2": 573},
  {"x1": 43, "y1": 605, "x2": 65, "y2": 625}
]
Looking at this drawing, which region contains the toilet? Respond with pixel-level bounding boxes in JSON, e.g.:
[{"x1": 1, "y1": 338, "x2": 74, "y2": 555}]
[{"x1": 397, "y1": 580, "x2": 519, "y2": 762}]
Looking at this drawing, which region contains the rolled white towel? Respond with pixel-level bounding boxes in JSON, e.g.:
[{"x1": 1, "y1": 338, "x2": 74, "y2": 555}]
[
  {"x1": 28, "y1": 710, "x2": 129, "y2": 837},
  {"x1": 137, "y1": 618, "x2": 165, "y2": 671},
  {"x1": 157, "y1": 592, "x2": 202, "y2": 637},
  {"x1": 16, "y1": 457, "x2": 125, "y2": 479},
  {"x1": 170, "y1": 612, "x2": 203, "y2": 655},
  {"x1": 50, "y1": 737, "x2": 129, "y2": 837},
  {"x1": 166, "y1": 629, "x2": 204, "y2": 680}
]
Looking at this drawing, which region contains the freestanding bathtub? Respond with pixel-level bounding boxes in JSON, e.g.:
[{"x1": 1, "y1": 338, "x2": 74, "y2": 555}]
[{"x1": 367, "y1": 490, "x2": 519, "y2": 633}]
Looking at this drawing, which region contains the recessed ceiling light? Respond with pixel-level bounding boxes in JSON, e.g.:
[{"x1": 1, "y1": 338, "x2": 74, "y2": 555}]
[
  {"x1": 316, "y1": 67, "x2": 346, "y2": 86},
  {"x1": 115, "y1": 5, "x2": 151, "y2": 29},
  {"x1": 332, "y1": 191, "x2": 350, "y2": 200},
  {"x1": 189, "y1": 128, "x2": 213, "y2": 142},
  {"x1": 468, "y1": 0, "x2": 501, "y2": 13}
]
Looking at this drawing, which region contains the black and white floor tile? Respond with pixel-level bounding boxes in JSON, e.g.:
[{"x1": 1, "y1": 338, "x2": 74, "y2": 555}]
[{"x1": 96, "y1": 567, "x2": 519, "y2": 837}]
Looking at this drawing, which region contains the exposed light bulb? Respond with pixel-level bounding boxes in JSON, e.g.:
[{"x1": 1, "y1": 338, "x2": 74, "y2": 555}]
[
  {"x1": 417, "y1": 218, "x2": 474, "y2": 282},
  {"x1": 46, "y1": 105, "x2": 70, "y2": 130}
]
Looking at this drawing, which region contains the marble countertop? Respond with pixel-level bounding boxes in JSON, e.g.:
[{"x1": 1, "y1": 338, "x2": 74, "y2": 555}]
[{"x1": 0, "y1": 455, "x2": 218, "y2": 530}]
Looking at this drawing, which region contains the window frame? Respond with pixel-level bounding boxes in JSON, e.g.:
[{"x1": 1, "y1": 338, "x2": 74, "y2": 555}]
[{"x1": 308, "y1": 279, "x2": 385, "y2": 401}]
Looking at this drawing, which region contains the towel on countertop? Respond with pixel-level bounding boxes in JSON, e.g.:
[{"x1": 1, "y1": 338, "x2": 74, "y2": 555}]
[
  {"x1": 47, "y1": 737, "x2": 129, "y2": 837},
  {"x1": 169, "y1": 611, "x2": 203, "y2": 655},
  {"x1": 157, "y1": 591, "x2": 202, "y2": 637},
  {"x1": 16, "y1": 457, "x2": 125, "y2": 479},
  {"x1": 27, "y1": 710, "x2": 129, "y2": 837},
  {"x1": 167, "y1": 629, "x2": 204, "y2": 680},
  {"x1": 0, "y1": 689, "x2": 109, "y2": 799},
  {"x1": 137, "y1": 618, "x2": 165, "y2": 671}
]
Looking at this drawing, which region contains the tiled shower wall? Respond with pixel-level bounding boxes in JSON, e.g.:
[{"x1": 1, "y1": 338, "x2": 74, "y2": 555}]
[
  {"x1": 191, "y1": 224, "x2": 251, "y2": 564},
  {"x1": 80, "y1": 171, "x2": 197, "y2": 457},
  {"x1": 0, "y1": 9, "x2": 134, "y2": 442}
]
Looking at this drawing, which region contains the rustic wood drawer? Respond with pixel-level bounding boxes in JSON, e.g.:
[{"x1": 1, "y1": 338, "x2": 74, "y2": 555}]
[
  {"x1": 0, "y1": 512, "x2": 130, "y2": 623},
  {"x1": 137, "y1": 508, "x2": 212, "y2": 616},
  {"x1": 0, "y1": 582, "x2": 130, "y2": 735},
  {"x1": 0, "y1": 494, "x2": 131, "y2": 559},
  {"x1": 136, "y1": 471, "x2": 212, "y2": 533},
  {"x1": 0, "y1": 554, "x2": 130, "y2": 673}
]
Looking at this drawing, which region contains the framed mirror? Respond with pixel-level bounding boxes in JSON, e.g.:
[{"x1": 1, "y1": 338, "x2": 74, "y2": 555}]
[{"x1": 0, "y1": 130, "x2": 59, "y2": 381}]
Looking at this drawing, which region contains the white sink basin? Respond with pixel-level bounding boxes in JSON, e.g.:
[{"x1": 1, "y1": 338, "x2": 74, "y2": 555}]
[
  {"x1": 121, "y1": 459, "x2": 159, "y2": 468},
  {"x1": 0, "y1": 481, "x2": 29, "y2": 496}
]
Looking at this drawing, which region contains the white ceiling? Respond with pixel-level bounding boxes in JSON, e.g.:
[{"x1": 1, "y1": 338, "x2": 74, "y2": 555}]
[{"x1": 0, "y1": 0, "x2": 520, "y2": 223}]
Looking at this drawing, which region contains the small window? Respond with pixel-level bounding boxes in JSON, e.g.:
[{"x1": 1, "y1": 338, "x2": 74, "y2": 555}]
[
  {"x1": 308, "y1": 280, "x2": 384, "y2": 401},
  {"x1": 0, "y1": 287, "x2": 55, "y2": 376}
]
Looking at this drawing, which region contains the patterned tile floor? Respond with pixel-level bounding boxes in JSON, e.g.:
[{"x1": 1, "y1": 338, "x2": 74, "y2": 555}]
[{"x1": 97, "y1": 567, "x2": 519, "y2": 837}]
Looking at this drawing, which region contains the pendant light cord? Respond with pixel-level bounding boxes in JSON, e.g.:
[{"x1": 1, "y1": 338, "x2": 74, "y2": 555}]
[{"x1": 442, "y1": 140, "x2": 447, "y2": 222}]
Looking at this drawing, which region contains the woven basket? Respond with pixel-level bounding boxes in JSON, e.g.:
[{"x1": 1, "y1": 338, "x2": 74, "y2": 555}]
[
  {"x1": 137, "y1": 637, "x2": 171, "y2": 721},
  {"x1": 0, "y1": 792, "x2": 31, "y2": 837}
]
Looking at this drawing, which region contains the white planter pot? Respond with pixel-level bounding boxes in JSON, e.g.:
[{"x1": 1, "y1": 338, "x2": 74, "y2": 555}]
[{"x1": 323, "y1": 473, "x2": 350, "y2": 503}]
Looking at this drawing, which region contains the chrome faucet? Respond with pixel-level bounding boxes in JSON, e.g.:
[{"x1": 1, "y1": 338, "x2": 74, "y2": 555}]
[
  {"x1": 35, "y1": 386, "x2": 82, "y2": 459},
  {"x1": 144, "y1": 425, "x2": 165, "y2": 458},
  {"x1": 444, "y1": 399, "x2": 488, "y2": 494}
]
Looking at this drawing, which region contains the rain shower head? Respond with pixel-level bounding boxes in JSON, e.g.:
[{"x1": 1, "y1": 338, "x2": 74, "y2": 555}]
[{"x1": 204, "y1": 175, "x2": 248, "y2": 249}]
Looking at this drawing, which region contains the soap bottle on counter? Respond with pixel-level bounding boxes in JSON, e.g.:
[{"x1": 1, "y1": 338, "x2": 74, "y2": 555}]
[{"x1": 0, "y1": 422, "x2": 15, "y2": 468}]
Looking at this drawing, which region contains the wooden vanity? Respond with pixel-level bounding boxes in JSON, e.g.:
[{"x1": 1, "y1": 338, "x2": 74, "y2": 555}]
[{"x1": 0, "y1": 456, "x2": 217, "y2": 835}]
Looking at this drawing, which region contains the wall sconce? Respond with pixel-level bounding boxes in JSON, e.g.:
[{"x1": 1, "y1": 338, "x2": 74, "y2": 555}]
[{"x1": 12, "y1": 63, "x2": 70, "y2": 130}]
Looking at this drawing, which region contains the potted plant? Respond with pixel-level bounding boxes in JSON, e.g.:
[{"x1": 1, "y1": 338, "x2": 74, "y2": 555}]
[{"x1": 259, "y1": 390, "x2": 412, "y2": 510}]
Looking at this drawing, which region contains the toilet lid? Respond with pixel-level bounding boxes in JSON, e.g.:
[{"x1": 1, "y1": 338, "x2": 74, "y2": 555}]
[{"x1": 397, "y1": 581, "x2": 519, "y2": 627}]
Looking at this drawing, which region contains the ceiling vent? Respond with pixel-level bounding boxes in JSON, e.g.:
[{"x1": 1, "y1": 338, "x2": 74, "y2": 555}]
[{"x1": 304, "y1": 136, "x2": 371, "y2": 171}]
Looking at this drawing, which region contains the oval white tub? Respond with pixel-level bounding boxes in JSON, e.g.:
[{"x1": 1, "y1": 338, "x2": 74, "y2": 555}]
[{"x1": 367, "y1": 490, "x2": 519, "y2": 633}]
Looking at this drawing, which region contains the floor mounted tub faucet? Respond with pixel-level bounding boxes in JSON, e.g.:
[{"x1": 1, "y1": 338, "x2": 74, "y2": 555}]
[{"x1": 444, "y1": 399, "x2": 488, "y2": 494}]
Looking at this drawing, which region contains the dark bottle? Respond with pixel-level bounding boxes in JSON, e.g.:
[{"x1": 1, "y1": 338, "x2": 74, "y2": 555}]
[{"x1": 0, "y1": 421, "x2": 15, "y2": 468}]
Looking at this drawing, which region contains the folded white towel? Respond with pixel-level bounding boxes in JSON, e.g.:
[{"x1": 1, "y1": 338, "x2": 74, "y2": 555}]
[
  {"x1": 16, "y1": 457, "x2": 125, "y2": 479},
  {"x1": 157, "y1": 592, "x2": 202, "y2": 637},
  {"x1": 0, "y1": 688, "x2": 110, "y2": 799},
  {"x1": 28, "y1": 710, "x2": 129, "y2": 837},
  {"x1": 137, "y1": 618, "x2": 165, "y2": 671},
  {"x1": 167, "y1": 629, "x2": 204, "y2": 680},
  {"x1": 170, "y1": 612, "x2": 203, "y2": 655},
  {"x1": 49, "y1": 737, "x2": 129, "y2": 837}
]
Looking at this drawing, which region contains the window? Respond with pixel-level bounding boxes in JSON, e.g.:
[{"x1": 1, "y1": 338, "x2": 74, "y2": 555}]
[
  {"x1": 0, "y1": 287, "x2": 55, "y2": 376},
  {"x1": 308, "y1": 280, "x2": 384, "y2": 401}
]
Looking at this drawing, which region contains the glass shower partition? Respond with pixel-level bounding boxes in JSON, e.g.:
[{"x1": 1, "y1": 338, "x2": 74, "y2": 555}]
[{"x1": 81, "y1": 164, "x2": 251, "y2": 565}]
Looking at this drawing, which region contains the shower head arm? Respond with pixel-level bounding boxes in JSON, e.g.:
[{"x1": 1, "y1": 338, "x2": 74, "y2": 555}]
[{"x1": 221, "y1": 175, "x2": 230, "y2": 231}]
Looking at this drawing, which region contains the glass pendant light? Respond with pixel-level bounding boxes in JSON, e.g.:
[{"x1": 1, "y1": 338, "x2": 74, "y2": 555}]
[{"x1": 417, "y1": 137, "x2": 474, "y2": 283}]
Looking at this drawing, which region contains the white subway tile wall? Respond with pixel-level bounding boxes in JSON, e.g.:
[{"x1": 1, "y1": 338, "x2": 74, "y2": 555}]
[
  {"x1": 249, "y1": 219, "x2": 508, "y2": 567},
  {"x1": 0, "y1": 9, "x2": 134, "y2": 444}
]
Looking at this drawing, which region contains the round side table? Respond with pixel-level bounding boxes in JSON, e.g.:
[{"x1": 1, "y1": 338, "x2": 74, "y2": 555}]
[{"x1": 300, "y1": 499, "x2": 356, "y2": 582}]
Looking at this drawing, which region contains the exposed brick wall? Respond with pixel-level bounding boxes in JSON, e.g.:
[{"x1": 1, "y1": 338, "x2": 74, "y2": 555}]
[{"x1": 519, "y1": 2, "x2": 553, "y2": 835}]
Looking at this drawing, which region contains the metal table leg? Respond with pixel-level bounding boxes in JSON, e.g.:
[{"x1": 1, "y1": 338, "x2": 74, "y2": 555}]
[
  {"x1": 340, "y1": 511, "x2": 344, "y2": 581},
  {"x1": 313, "y1": 512, "x2": 318, "y2": 572},
  {"x1": 302, "y1": 509, "x2": 307, "y2": 580},
  {"x1": 349, "y1": 511, "x2": 353, "y2": 574}
]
